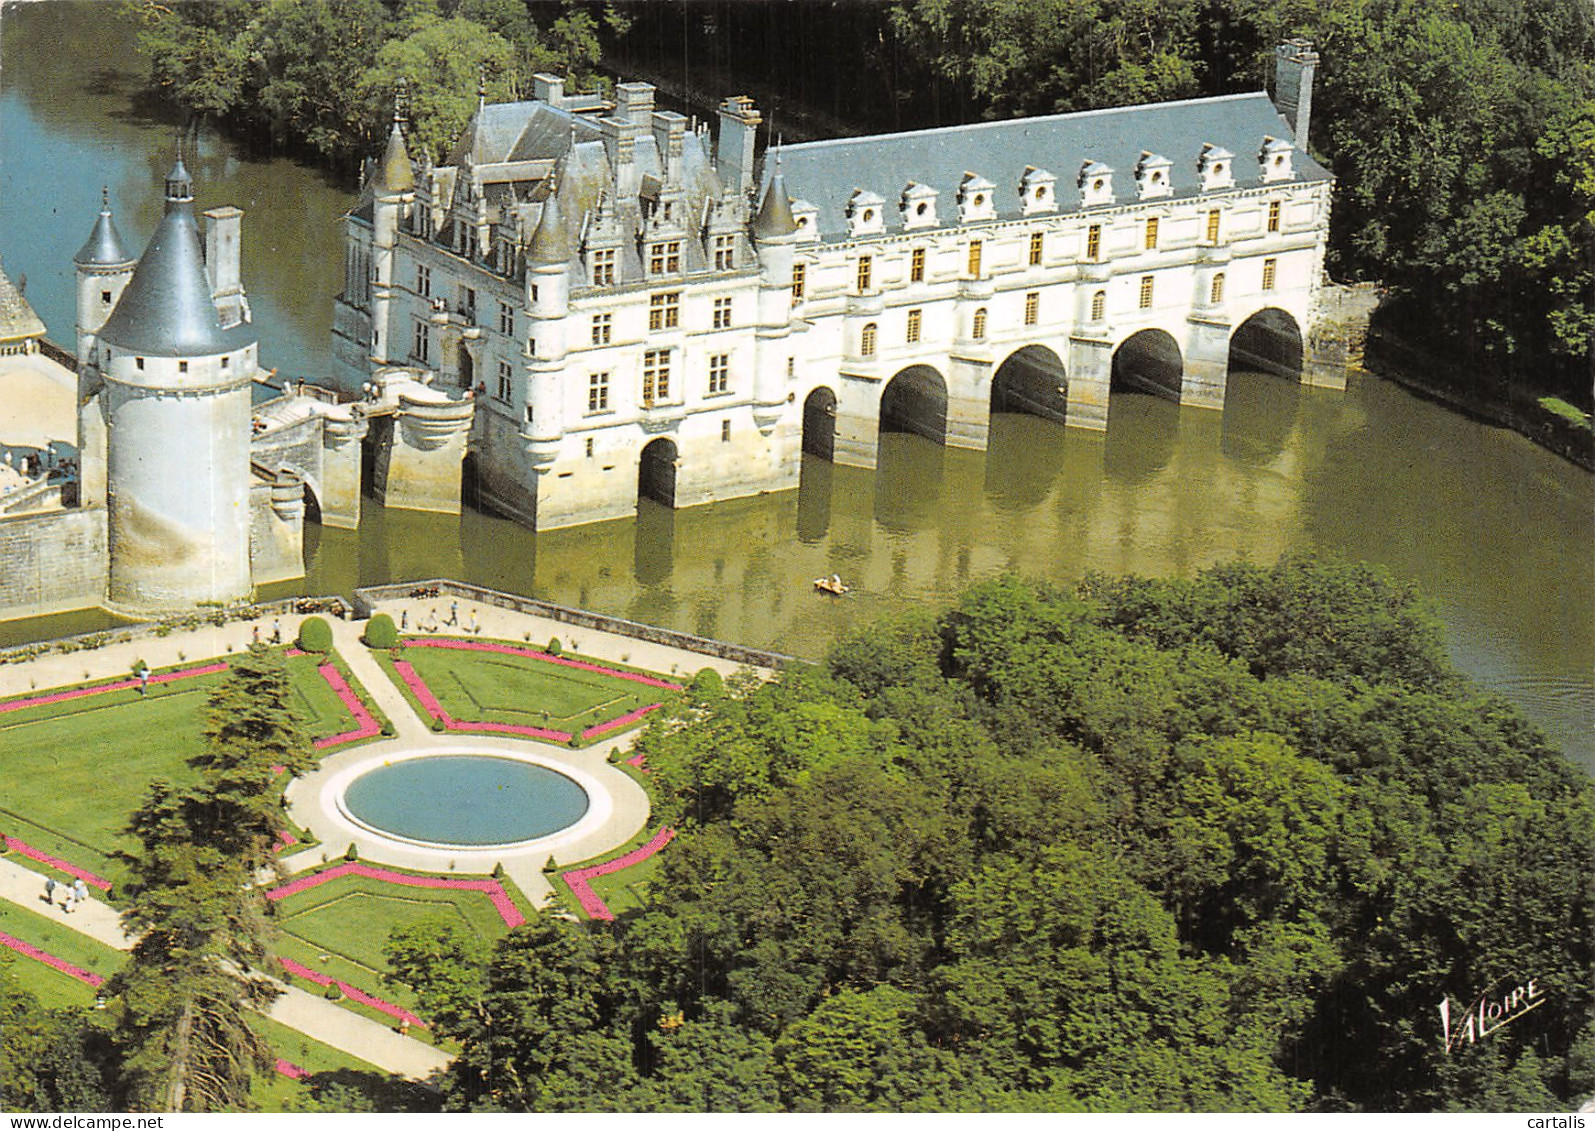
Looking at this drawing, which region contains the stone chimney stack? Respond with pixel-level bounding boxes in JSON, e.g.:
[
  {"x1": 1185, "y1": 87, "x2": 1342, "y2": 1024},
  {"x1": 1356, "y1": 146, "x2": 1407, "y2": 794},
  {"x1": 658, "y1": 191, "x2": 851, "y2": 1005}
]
[
  {"x1": 203, "y1": 206, "x2": 246, "y2": 327},
  {"x1": 533, "y1": 73, "x2": 565, "y2": 107},
  {"x1": 652, "y1": 111, "x2": 688, "y2": 182},
  {"x1": 716, "y1": 96, "x2": 761, "y2": 194},
  {"x1": 1274, "y1": 39, "x2": 1318, "y2": 151},
  {"x1": 616, "y1": 81, "x2": 655, "y2": 127}
]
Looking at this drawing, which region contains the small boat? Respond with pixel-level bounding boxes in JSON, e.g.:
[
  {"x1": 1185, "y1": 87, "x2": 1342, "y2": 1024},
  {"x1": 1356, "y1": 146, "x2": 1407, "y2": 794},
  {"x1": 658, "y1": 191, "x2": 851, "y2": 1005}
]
[{"x1": 813, "y1": 574, "x2": 850, "y2": 596}]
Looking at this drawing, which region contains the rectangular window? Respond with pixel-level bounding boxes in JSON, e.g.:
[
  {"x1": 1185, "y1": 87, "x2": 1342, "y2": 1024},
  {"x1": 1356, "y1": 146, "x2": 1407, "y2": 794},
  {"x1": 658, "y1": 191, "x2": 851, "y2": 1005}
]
[
  {"x1": 1024, "y1": 291, "x2": 1039, "y2": 326},
  {"x1": 1262, "y1": 258, "x2": 1277, "y2": 291},
  {"x1": 1028, "y1": 232, "x2": 1044, "y2": 266},
  {"x1": 1210, "y1": 272, "x2": 1226, "y2": 304},
  {"x1": 178, "y1": 361, "x2": 188, "y2": 373},
  {"x1": 101, "y1": 290, "x2": 111, "y2": 304},
  {"x1": 856, "y1": 255, "x2": 873, "y2": 293},
  {"x1": 527, "y1": 337, "x2": 537, "y2": 358},
  {"x1": 413, "y1": 321, "x2": 430, "y2": 362},
  {"x1": 587, "y1": 371, "x2": 610, "y2": 412},
  {"x1": 461, "y1": 287, "x2": 476, "y2": 320},
  {"x1": 721, "y1": 419, "x2": 731, "y2": 442},
  {"x1": 648, "y1": 292, "x2": 680, "y2": 331},
  {"x1": 712, "y1": 297, "x2": 733, "y2": 330},
  {"x1": 135, "y1": 357, "x2": 144, "y2": 370},
  {"x1": 1145, "y1": 217, "x2": 1159, "y2": 250},
  {"x1": 591, "y1": 313, "x2": 612, "y2": 346},
  {"x1": 708, "y1": 353, "x2": 730, "y2": 394},
  {"x1": 910, "y1": 247, "x2": 926, "y2": 282},
  {"x1": 416, "y1": 264, "x2": 431, "y2": 297},
  {"x1": 967, "y1": 240, "x2": 983, "y2": 277},
  {"x1": 648, "y1": 240, "x2": 682, "y2": 275},
  {"x1": 1139, "y1": 275, "x2": 1154, "y2": 309},
  {"x1": 220, "y1": 356, "x2": 229, "y2": 369},
  {"x1": 585, "y1": 437, "x2": 594, "y2": 457},
  {"x1": 791, "y1": 262, "x2": 806, "y2": 302},
  {"x1": 498, "y1": 301, "x2": 514, "y2": 336},
  {"x1": 713, "y1": 233, "x2": 736, "y2": 271},
  {"x1": 643, "y1": 349, "x2": 671, "y2": 403},
  {"x1": 1086, "y1": 224, "x2": 1101, "y2": 260},
  {"x1": 1267, "y1": 201, "x2": 1281, "y2": 233},
  {"x1": 1206, "y1": 210, "x2": 1221, "y2": 244},
  {"x1": 591, "y1": 248, "x2": 616, "y2": 286},
  {"x1": 972, "y1": 307, "x2": 987, "y2": 340},
  {"x1": 860, "y1": 322, "x2": 877, "y2": 357},
  {"x1": 906, "y1": 308, "x2": 922, "y2": 344},
  {"x1": 496, "y1": 360, "x2": 513, "y2": 402}
]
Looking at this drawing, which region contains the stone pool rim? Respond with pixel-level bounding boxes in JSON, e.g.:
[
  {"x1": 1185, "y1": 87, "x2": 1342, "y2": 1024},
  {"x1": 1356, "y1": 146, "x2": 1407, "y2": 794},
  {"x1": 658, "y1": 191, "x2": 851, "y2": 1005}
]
[
  {"x1": 335, "y1": 752, "x2": 595, "y2": 851},
  {"x1": 315, "y1": 743, "x2": 614, "y2": 860}
]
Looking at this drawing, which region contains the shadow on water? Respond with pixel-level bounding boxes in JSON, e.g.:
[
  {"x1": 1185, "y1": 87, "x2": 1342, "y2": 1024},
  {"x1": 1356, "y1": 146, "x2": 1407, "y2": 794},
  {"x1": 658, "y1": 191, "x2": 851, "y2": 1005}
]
[
  {"x1": 1104, "y1": 394, "x2": 1181, "y2": 483},
  {"x1": 796, "y1": 454, "x2": 834, "y2": 543},
  {"x1": 1222, "y1": 370, "x2": 1302, "y2": 466},
  {"x1": 633, "y1": 499, "x2": 676, "y2": 587},
  {"x1": 873, "y1": 433, "x2": 946, "y2": 534},
  {"x1": 985, "y1": 412, "x2": 1067, "y2": 513}
]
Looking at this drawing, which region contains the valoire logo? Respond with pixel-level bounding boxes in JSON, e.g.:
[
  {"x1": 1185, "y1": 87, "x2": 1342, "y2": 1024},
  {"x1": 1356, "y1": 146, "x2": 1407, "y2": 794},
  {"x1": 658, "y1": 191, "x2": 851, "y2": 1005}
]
[{"x1": 1439, "y1": 977, "x2": 1545, "y2": 1053}]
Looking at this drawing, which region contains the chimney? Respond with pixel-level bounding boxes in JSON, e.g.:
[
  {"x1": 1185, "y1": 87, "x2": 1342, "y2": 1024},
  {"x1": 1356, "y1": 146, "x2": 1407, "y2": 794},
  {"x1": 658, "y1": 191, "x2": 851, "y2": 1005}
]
[
  {"x1": 716, "y1": 96, "x2": 761, "y2": 194},
  {"x1": 203, "y1": 206, "x2": 245, "y2": 327},
  {"x1": 599, "y1": 115, "x2": 637, "y2": 194},
  {"x1": 652, "y1": 111, "x2": 688, "y2": 182},
  {"x1": 533, "y1": 73, "x2": 565, "y2": 107},
  {"x1": 1274, "y1": 39, "x2": 1318, "y2": 151},
  {"x1": 615, "y1": 82, "x2": 655, "y2": 127}
]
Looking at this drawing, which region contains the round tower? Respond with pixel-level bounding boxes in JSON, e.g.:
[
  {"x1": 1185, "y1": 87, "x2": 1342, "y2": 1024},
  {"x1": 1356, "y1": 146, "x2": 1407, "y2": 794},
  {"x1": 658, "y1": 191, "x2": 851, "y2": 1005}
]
[
  {"x1": 369, "y1": 109, "x2": 416, "y2": 365},
  {"x1": 74, "y1": 188, "x2": 137, "y2": 367},
  {"x1": 750, "y1": 159, "x2": 800, "y2": 424},
  {"x1": 95, "y1": 157, "x2": 257, "y2": 614},
  {"x1": 522, "y1": 168, "x2": 571, "y2": 469}
]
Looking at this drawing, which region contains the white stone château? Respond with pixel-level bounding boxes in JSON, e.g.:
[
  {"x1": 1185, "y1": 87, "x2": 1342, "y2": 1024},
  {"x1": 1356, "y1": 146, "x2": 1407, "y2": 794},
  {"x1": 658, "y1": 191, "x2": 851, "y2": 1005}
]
[{"x1": 334, "y1": 41, "x2": 1339, "y2": 532}]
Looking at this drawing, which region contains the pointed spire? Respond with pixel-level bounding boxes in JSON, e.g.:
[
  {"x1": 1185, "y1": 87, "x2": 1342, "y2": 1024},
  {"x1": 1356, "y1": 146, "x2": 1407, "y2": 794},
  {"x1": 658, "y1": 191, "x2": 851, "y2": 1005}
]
[
  {"x1": 75, "y1": 186, "x2": 134, "y2": 268},
  {"x1": 164, "y1": 137, "x2": 194, "y2": 214},
  {"x1": 528, "y1": 169, "x2": 571, "y2": 265},
  {"x1": 377, "y1": 88, "x2": 416, "y2": 196},
  {"x1": 752, "y1": 150, "x2": 798, "y2": 239}
]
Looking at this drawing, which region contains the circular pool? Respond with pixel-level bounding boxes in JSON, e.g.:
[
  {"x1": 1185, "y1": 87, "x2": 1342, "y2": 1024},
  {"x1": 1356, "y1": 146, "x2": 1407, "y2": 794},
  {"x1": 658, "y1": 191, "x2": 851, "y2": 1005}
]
[{"x1": 341, "y1": 755, "x2": 590, "y2": 847}]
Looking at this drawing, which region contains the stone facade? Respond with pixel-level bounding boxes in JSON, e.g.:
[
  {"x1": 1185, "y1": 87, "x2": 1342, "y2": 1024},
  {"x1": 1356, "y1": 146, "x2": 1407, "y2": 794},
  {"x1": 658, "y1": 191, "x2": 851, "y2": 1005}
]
[{"x1": 335, "y1": 43, "x2": 1340, "y2": 532}]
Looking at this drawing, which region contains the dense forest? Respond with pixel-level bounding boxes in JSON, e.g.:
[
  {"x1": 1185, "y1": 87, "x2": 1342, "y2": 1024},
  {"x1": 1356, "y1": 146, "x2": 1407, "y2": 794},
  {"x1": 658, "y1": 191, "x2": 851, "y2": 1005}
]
[
  {"x1": 4, "y1": 557, "x2": 1592, "y2": 1110},
  {"x1": 127, "y1": 0, "x2": 1594, "y2": 418}
]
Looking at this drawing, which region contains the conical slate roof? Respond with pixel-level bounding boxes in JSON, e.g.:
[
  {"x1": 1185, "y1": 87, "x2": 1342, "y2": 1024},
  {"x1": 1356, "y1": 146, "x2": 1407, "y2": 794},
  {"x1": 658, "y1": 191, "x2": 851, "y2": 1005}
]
[
  {"x1": 96, "y1": 163, "x2": 253, "y2": 357},
  {"x1": 74, "y1": 191, "x2": 134, "y2": 268},
  {"x1": 0, "y1": 260, "x2": 46, "y2": 343},
  {"x1": 752, "y1": 164, "x2": 798, "y2": 238},
  {"x1": 528, "y1": 174, "x2": 571, "y2": 264},
  {"x1": 377, "y1": 121, "x2": 415, "y2": 195}
]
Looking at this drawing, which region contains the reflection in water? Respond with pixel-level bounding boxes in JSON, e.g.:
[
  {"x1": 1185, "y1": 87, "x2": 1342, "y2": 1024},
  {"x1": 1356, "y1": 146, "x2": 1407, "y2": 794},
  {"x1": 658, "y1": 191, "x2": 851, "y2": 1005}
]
[{"x1": 1, "y1": 3, "x2": 1590, "y2": 777}]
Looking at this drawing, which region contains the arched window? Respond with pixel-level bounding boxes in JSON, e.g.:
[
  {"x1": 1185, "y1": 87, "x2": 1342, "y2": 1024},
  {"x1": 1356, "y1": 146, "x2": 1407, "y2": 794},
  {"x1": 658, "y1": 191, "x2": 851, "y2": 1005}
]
[
  {"x1": 861, "y1": 322, "x2": 877, "y2": 357},
  {"x1": 1090, "y1": 290, "x2": 1106, "y2": 321},
  {"x1": 972, "y1": 307, "x2": 987, "y2": 340},
  {"x1": 1210, "y1": 272, "x2": 1226, "y2": 304}
]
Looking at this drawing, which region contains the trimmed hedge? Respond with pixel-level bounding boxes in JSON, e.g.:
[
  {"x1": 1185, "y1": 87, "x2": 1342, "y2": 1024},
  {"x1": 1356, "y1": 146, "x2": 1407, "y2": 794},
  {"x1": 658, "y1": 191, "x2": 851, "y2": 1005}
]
[
  {"x1": 297, "y1": 616, "x2": 333, "y2": 653},
  {"x1": 363, "y1": 613, "x2": 398, "y2": 649}
]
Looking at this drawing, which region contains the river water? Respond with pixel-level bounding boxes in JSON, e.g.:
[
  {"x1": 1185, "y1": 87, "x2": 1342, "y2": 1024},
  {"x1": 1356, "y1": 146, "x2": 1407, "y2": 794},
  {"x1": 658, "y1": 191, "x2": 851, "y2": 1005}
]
[{"x1": 2, "y1": 2, "x2": 1590, "y2": 774}]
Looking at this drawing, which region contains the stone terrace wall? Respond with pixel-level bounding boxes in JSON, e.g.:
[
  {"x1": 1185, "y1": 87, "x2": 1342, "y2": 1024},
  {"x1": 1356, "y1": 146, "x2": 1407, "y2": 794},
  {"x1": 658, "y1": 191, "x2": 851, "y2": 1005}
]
[
  {"x1": 0, "y1": 507, "x2": 107, "y2": 622},
  {"x1": 352, "y1": 579, "x2": 795, "y2": 670}
]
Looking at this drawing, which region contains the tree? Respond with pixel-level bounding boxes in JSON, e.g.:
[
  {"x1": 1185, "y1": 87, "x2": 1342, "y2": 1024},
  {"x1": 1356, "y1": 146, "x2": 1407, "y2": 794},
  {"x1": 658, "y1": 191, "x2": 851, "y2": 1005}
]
[
  {"x1": 0, "y1": 966, "x2": 115, "y2": 1110},
  {"x1": 384, "y1": 914, "x2": 488, "y2": 1038}
]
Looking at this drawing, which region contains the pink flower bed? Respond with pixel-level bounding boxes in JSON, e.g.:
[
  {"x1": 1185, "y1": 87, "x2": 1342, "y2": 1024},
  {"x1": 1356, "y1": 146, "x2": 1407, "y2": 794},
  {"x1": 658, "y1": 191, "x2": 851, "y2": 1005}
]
[
  {"x1": 403, "y1": 638, "x2": 684, "y2": 691},
  {"x1": 391, "y1": 660, "x2": 573, "y2": 742},
  {"x1": 0, "y1": 929, "x2": 105, "y2": 987},
  {"x1": 3, "y1": 835, "x2": 111, "y2": 891},
  {"x1": 311, "y1": 664, "x2": 383, "y2": 749},
  {"x1": 561, "y1": 827, "x2": 676, "y2": 922},
  {"x1": 275, "y1": 1058, "x2": 308, "y2": 1080},
  {"x1": 625, "y1": 750, "x2": 648, "y2": 769},
  {"x1": 277, "y1": 957, "x2": 426, "y2": 1030},
  {"x1": 581, "y1": 702, "x2": 663, "y2": 741},
  {"x1": 272, "y1": 831, "x2": 299, "y2": 855},
  {"x1": 266, "y1": 861, "x2": 525, "y2": 929},
  {"x1": 0, "y1": 662, "x2": 229, "y2": 715}
]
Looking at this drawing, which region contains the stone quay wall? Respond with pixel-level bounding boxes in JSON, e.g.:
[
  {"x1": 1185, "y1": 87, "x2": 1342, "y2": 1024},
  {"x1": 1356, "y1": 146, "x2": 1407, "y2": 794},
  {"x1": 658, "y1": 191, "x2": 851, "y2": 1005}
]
[{"x1": 0, "y1": 507, "x2": 108, "y2": 623}]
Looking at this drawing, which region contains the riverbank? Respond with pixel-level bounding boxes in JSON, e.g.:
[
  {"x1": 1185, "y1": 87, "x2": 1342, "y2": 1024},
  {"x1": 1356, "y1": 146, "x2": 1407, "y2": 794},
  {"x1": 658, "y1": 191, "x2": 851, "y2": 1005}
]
[{"x1": 1363, "y1": 328, "x2": 1595, "y2": 472}]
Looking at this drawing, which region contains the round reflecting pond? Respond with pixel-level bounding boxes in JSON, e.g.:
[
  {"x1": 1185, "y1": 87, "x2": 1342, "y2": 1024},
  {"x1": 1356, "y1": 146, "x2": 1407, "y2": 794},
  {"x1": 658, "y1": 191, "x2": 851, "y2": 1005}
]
[{"x1": 342, "y1": 755, "x2": 590, "y2": 847}]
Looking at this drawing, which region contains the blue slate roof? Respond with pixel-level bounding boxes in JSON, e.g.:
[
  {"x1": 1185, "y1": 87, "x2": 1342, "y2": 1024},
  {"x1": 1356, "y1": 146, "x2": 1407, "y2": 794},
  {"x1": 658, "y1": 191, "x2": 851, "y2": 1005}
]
[{"x1": 762, "y1": 91, "x2": 1329, "y2": 240}]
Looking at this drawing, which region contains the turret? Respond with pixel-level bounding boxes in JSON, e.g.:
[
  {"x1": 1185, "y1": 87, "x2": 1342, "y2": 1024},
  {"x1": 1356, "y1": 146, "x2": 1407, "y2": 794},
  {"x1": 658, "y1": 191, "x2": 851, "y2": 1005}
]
[
  {"x1": 524, "y1": 169, "x2": 571, "y2": 451},
  {"x1": 73, "y1": 188, "x2": 136, "y2": 367},
  {"x1": 751, "y1": 159, "x2": 800, "y2": 418},
  {"x1": 369, "y1": 101, "x2": 416, "y2": 364}
]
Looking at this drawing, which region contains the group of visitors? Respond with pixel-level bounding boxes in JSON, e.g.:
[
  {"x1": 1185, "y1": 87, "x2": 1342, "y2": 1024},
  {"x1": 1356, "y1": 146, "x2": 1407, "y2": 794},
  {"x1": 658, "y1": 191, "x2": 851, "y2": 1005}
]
[
  {"x1": 404, "y1": 602, "x2": 481, "y2": 634},
  {"x1": 41, "y1": 875, "x2": 90, "y2": 913}
]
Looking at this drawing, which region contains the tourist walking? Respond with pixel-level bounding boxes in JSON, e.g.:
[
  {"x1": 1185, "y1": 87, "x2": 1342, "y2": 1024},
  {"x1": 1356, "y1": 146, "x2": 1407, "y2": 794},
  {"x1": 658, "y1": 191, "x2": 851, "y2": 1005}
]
[
  {"x1": 400, "y1": 609, "x2": 408, "y2": 630},
  {"x1": 468, "y1": 609, "x2": 479, "y2": 634},
  {"x1": 137, "y1": 666, "x2": 149, "y2": 696},
  {"x1": 43, "y1": 876, "x2": 55, "y2": 905},
  {"x1": 73, "y1": 878, "x2": 88, "y2": 906},
  {"x1": 271, "y1": 618, "x2": 283, "y2": 644},
  {"x1": 252, "y1": 624, "x2": 261, "y2": 645},
  {"x1": 62, "y1": 890, "x2": 75, "y2": 914},
  {"x1": 447, "y1": 600, "x2": 459, "y2": 626}
]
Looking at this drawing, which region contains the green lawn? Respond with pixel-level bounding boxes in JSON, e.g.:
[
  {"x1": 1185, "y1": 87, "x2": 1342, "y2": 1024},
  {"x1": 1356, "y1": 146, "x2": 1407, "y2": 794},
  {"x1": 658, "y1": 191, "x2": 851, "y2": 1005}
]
[
  {"x1": 0, "y1": 650, "x2": 373, "y2": 888},
  {"x1": 378, "y1": 641, "x2": 670, "y2": 740},
  {"x1": 0, "y1": 898, "x2": 124, "y2": 1009}
]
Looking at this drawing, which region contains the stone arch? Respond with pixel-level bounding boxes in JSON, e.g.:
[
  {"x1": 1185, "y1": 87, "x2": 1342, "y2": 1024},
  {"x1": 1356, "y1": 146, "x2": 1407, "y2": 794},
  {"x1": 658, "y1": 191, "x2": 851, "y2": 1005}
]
[
  {"x1": 457, "y1": 345, "x2": 476, "y2": 392},
  {"x1": 1228, "y1": 307, "x2": 1304, "y2": 381},
  {"x1": 302, "y1": 479, "x2": 323, "y2": 524},
  {"x1": 879, "y1": 364, "x2": 948, "y2": 445},
  {"x1": 460, "y1": 452, "x2": 482, "y2": 510},
  {"x1": 802, "y1": 386, "x2": 837, "y2": 461},
  {"x1": 638, "y1": 436, "x2": 678, "y2": 508},
  {"x1": 1111, "y1": 328, "x2": 1183, "y2": 402},
  {"x1": 991, "y1": 345, "x2": 1068, "y2": 426}
]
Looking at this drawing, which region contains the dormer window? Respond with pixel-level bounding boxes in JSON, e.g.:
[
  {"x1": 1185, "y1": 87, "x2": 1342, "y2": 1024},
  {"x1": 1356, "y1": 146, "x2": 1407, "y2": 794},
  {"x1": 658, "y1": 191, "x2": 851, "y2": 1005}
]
[
  {"x1": 1259, "y1": 136, "x2": 1295, "y2": 183},
  {"x1": 791, "y1": 200, "x2": 820, "y2": 243},
  {"x1": 1135, "y1": 152, "x2": 1173, "y2": 200},
  {"x1": 847, "y1": 189, "x2": 886, "y2": 237},
  {"x1": 1198, "y1": 144, "x2": 1235, "y2": 191},
  {"x1": 1078, "y1": 161, "x2": 1114, "y2": 208},
  {"x1": 957, "y1": 172, "x2": 997, "y2": 223},
  {"x1": 1019, "y1": 167, "x2": 1057, "y2": 215},
  {"x1": 900, "y1": 182, "x2": 939, "y2": 230}
]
